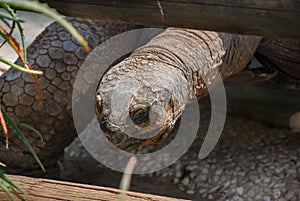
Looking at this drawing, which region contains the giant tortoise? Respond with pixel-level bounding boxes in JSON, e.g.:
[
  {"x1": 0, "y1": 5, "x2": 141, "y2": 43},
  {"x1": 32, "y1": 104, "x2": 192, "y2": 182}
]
[{"x1": 0, "y1": 18, "x2": 299, "y2": 177}]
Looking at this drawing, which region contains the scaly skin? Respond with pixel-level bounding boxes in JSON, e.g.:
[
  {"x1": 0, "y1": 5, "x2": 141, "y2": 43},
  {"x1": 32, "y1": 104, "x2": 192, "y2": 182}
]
[
  {"x1": 257, "y1": 38, "x2": 300, "y2": 90},
  {"x1": 96, "y1": 29, "x2": 261, "y2": 150},
  {"x1": 0, "y1": 18, "x2": 140, "y2": 172},
  {"x1": 0, "y1": 17, "x2": 297, "y2": 172}
]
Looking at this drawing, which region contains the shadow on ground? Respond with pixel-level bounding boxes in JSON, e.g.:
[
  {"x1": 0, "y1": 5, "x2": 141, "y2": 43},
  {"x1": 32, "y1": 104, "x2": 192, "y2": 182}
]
[{"x1": 60, "y1": 85, "x2": 300, "y2": 201}]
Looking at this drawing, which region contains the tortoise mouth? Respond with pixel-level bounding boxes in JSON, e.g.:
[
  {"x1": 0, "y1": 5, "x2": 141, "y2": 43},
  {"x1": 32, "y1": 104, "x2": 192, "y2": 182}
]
[{"x1": 99, "y1": 117, "x2": 171, "y2": 152}]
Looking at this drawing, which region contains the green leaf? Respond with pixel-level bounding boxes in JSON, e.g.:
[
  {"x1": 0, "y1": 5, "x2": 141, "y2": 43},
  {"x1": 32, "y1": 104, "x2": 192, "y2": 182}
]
[
  {"x1": 0, "y1": 5, "x2": 44, "y2": 105},
  {"x1": 0, "y1": 11, "x2": 14, "y2": 28},
  {"x1": 0, "y1": 170, "x2": 25, "y2": 194},
  {"x1": 1, "y1": 3, "x2": 27, "y2": 65},
  {"x1": 0, "y1": 181, "x2": 15, "y2": 201},
  {"x1": 17, "y1": 122, "x2": 43, "y2": 142},
  {"x1": 0, "y1": 0, "x2": 90, "y2": 52},
  {"x1": 0, "y1": 162, "x2": 6, "y2": 167},
  {"x1": 0, "y1": 170, "x2": 26, "y2": 200},
  {"x1": 0, "y1": 10, "x2": 19, "y2": 21},
  {"x1": 1, "y1": 108, "x2": 46, "y2": 172},
  {"x1": 0, "y1": 56, "x2": 42, "y2": 74}
]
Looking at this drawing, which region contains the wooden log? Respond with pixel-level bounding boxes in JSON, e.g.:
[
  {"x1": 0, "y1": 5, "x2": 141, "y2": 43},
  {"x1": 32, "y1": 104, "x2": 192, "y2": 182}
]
[
  {"x1": 0, "y1": 175, "x2": 191, "y2": 201},
  {"x1": 41, "y1": 0, "x2": 300, "y2": 39}
]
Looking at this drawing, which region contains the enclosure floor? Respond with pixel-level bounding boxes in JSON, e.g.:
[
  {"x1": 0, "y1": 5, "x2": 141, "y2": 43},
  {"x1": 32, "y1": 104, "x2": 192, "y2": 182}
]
[{"x1": 61, "y1": 85, "x2": 300, "y2": 201}]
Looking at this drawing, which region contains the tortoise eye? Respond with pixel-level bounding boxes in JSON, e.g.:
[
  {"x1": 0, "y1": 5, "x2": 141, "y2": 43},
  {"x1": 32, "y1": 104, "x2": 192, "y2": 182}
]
[
  {"x1": 129, "y1": 104, "x2": 150, "y2": 125},
  {"x1": 95, "y1": 93, "x2": 102, "y2": 114}
]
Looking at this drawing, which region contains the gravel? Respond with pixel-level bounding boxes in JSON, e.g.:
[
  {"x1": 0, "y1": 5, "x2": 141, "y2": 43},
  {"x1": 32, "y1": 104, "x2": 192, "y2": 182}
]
[
  {"x1": 149, "y1": 100, "x2": 300, "y2": 200},
  {"x1": 62, "y1": 86, "x2": 300, "y2": 201}
]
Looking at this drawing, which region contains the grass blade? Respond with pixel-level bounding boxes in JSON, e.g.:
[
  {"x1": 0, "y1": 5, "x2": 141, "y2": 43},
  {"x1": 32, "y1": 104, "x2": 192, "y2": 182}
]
[
  {"x1": 0, "y1": 11, "x2": 13, "y2": 28},
  {"x1": 0, "y1": 5, "x2": 43, "y2": 105},
  {"x1": 0, "y1": 23, "x2": 24, "y2": 60},
  {"x1": 0, "y1": 0, "x2": 90, "y2": 52},
  {"x1": 0, "y1": 105, "x2": 8, "y2": 134},
  {"x1": 25, "y1": 63, "x2": 43, "y2": 106},
  {"x1": 119, "y1": 156, "x2": 137, "y2": 201},
  {"x1": 1, "y1": 3, "x2": 27, "y2": 64},
  {"x1": 0, "y1": 10, "x2": 19, "y2": 21},
  {"x1": 17, "y1": 122, "x2": 43, "y2": 142},
  {"x1": 0, "y1": 181, "x2": 15, "y2": 201},
  {"x1": 0, "y1": 170, "x2": 25, "y2": 194},
  {"x1": 1, "y1": 108, "x2": 45, "y2": 172},
  {"x1": 0, "y1": 171, "x2": 26, "y2": 201},
  {"x1": 0, "y1": 56, "x2": 42, "y2": 74},
  {"x1": 0, "y1": 9, "x2": 21, "y2": 48}
]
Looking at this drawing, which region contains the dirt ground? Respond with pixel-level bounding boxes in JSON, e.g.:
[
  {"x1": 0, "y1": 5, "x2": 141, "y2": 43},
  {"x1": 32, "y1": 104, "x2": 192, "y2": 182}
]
[{"x1": 60, "y1": 85, "x2": 300, "y2": 200}]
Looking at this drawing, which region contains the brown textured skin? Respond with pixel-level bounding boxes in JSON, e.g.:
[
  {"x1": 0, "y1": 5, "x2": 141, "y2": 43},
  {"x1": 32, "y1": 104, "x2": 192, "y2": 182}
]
[
  {"x1": 0, "y1": 18, "x2": 140, "y2": 172},
  {"x1": 257, "y1": 38, "x2": 300, "y2": 90},
  {"x1": 257, "y1": 38, "x2": 300, "y2": 79},
  {"x1": 0, "y1": 17, "x2": 298, "y2": 172},
  {"x1": 96, "y1": 29, "x2": 261, "y2": 150}
]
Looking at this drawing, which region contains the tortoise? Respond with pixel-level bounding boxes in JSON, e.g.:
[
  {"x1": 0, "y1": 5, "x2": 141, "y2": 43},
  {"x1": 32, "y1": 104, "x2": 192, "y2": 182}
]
[
  {"x1": 0, "y1": 18, "x2": 299, "y2": 174},
  {"x1": 95, "y1": 29, "x2": 300, "y2": 153}
]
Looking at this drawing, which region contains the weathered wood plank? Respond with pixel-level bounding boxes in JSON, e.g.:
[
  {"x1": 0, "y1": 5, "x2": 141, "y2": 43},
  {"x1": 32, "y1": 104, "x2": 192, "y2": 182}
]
[
  {"x1": 41, "y1": 0, "x2": 300, "y2": 39},
  {"x1": 0, "y1": 175, "x2": 191, "y2": 201}
]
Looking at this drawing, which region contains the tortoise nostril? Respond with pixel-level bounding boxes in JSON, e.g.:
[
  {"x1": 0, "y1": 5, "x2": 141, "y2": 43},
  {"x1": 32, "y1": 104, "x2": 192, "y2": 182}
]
[{"x1": 129, "y1": 104, "x2": 150, "y2": 126}]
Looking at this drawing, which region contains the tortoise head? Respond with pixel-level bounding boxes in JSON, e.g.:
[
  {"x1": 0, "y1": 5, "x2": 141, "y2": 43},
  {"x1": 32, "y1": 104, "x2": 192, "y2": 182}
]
[{"x1": 96, "y1": 75, "x2": 180, "y2": 151}]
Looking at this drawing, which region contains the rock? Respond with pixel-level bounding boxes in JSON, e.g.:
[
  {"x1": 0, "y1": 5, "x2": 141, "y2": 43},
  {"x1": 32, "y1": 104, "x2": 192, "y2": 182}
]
[
  {"x1": 224, "y1": 181, "x2": 231, "y2": 188},
  {"x1": 201, "y1": 167, "x2": 209, "y2": 174},
  {"x1": 289, "y1": 111, "x2": 300, "y2": 131},
  {"x1": 208, "y1": 185, "x2": 219, "y2": 193},
  {"x1": 212, "y1": 175, "x2": 219, "y2": 182},
  {"x1": 215, "y1": 169, "x2": 223, "y2": 175},
  {"x1": 247, "y1": 189, "x2": 256, "y2": 197},
  {"x1": 174, "y1": 178, "x2": 179, "y2": 184},
  {"x1": 285, "y1": 191, "x2": 294, "y2": 200},
  {"x1": 175, "y1": 170, "x2": 182, "y2": 178},
  {"x1": 263, "y1": 177, "x2": 271, "y2": 183},
  {"x1": 236, "y1": 186, "x2": 243, "y2": 195},
  {"x1": 273, "y1": 189, "x2": 281, "y2": 199},
  {"x1": 186, "y1": 190, "x2": 194, "y2": 194},
  {"x1": 181, "y1": 177, "x2": 190, "y2": 186}
]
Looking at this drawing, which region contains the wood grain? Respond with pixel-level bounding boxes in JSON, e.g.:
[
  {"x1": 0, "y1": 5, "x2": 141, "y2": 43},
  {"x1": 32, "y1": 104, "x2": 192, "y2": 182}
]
[
  {"x1": 0, "y1": 174, "x2": 191, "y2": 201},
  {"x1": 41, "y1": 0, "x2": 300, "y2": 39}
]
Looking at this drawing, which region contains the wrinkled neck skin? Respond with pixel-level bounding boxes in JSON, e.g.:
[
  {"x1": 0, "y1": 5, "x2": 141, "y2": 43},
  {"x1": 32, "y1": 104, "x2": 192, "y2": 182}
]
[
  {"x1": 96, "y1": 28, "x2": 261, "y2": 151},
  {"x1": 96, "y1": 52, "x2": 190, "y2": 149}
]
